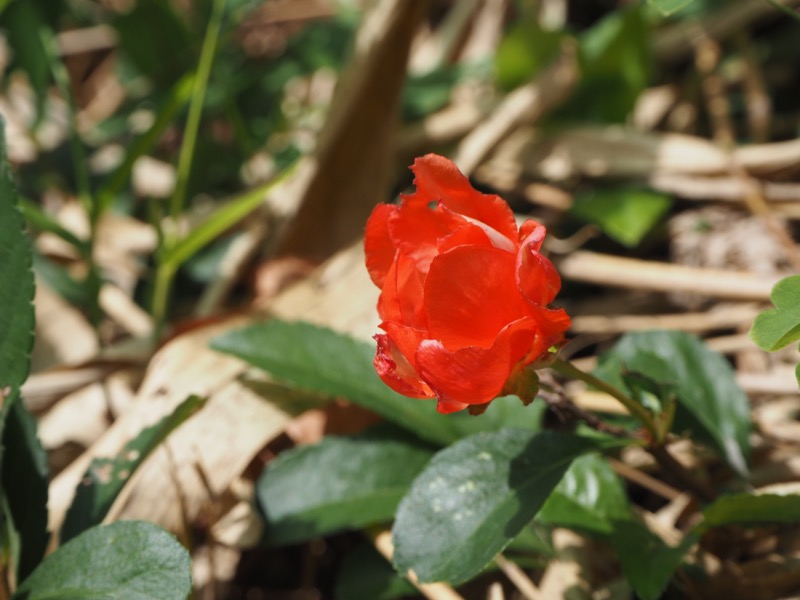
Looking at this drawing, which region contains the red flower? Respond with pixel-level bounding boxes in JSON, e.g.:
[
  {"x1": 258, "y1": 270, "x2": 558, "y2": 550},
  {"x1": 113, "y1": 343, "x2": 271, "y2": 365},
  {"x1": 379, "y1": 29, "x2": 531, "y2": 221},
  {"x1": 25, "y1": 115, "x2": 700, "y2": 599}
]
[{"x1": 365, "y1": 154, "x2": 571, "y2": 414}]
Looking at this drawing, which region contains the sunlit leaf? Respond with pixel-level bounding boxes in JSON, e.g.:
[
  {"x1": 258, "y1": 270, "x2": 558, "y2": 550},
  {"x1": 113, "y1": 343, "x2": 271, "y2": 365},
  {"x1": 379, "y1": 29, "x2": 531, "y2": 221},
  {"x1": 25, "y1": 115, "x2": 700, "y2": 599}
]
[
  {"x1": 570, "y1": 187, "x2": 672, "y2": 247},
  {"x1": 538, "y1": 453, "x2": 630, "y2": 535},
  {"x1": 258, "y1": 427, "x2": 435, "y2": 545},
  {"x1": 598, "y1": 331, "x2": 750, "y2": 476},
  {"x1": 13, "y1": 521, "x2": 191, "y2": 600},
  {"x1": 392, "y1": 430, "x2": 597, "y2": 584}
]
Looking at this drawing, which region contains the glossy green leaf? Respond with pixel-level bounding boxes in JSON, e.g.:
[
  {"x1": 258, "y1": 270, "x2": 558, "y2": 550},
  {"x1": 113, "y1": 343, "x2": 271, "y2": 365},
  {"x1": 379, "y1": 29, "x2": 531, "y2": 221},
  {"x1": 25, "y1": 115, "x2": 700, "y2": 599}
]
[
  {"x1": 258, "y1": 427, "x2": 434, "y2": 545},
  {"x1": 647, "y1": 0, "x2": 694, "y2": 15},
  {"x1": 570, "y1": 187, "x2": 672, "y2": 247},
  {"x1": 700, "y1": 493, "x2": 800, "y2": 532},
  {"x1": 538, "y1": 453, "x2": 630, "y2": 535},
  {"x1": 1, "y1": 400, "x2": 48, "y2": 582},
  {"x1": 598, "y1": 331, "x2": 750, "y2": 476},
  {"x1": 392, "y1": 430, "x2": 597, "y2": 584},
  {"x1": 749, "y1": 275, "x2": 800, "y2": 353},
  {"x1": 61, "y1": 395, "x2": 205, "y2": 543},
  {"x1": 335, "y1": 542, "x2": 416, "y2": 600},
  {"x1": 13, "y1": 521, "x2": 192, "y2": 600},
  {"x1": 213, "y1": 321, "x2": 546, "y2": 446},
  {"x1": 610, "y1": 519, "x2": 697, "y2": 600}
]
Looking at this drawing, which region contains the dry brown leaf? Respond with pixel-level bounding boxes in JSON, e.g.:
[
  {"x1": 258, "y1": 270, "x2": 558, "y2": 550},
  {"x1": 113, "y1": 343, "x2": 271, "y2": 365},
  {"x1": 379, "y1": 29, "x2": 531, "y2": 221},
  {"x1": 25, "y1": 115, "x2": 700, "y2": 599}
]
[{"x1": 275, "y1": 0, "x2": 429, "y2": 261}]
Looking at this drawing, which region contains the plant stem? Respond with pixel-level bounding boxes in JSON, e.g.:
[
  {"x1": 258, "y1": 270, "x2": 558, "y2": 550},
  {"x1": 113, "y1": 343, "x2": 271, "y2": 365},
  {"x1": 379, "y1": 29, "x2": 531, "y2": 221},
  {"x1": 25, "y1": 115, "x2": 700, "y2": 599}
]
[
  {"x1": 169, "y1": 0, "x2": 227, "y2": 228},
  {"x1": 551, "y1": 357, "x2": 718, "y2": 502},
  {"x1": 151, "y1": 0, "x2": 226, "y2": 335},
  {"x1": 551, "y1": 357, "x2": 660, "y2": 441}
]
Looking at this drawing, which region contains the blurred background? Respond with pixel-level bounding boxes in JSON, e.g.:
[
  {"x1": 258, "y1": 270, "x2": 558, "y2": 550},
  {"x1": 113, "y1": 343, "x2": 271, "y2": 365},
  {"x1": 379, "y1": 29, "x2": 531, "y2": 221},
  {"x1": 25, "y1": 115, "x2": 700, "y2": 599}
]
[{"x1": 3, "y1": 0, "x2": 800, "y2": 598}]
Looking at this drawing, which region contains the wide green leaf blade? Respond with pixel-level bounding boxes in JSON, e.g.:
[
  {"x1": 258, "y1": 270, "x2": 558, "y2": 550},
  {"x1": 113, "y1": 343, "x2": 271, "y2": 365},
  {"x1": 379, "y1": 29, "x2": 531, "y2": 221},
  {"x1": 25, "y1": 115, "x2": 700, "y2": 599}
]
[
  {"x1": 700, "y1": 493, "x2": 800, "y2": 532},
  {"x1": 610, "y1": 519, "x2": 697, "y2": 600},
  {"x1": 538, "y1": 453, "x2": 630, "y2": 535},
  {"x1": 258, "y1": 427, "x2": 435, "y2": 545},
  {"x1": 1, "y1": 399, "x2": 49, "y2": 583},
  {"x1": 61, "y1": 395, "x2": 205, "y2": 543},
  {"x1": 570, "y1": 187, "x2": 672, "y2": 248},
  {"x1": 749, "y1": 275, "x2": 800, "y2": 351},
  {"x1": 12, "y1": 521, "x2": 191, "y2": 600},
  {"x1": 212, "y1": 320, "x2": 475, "y2": 445},
  {"x1": 392, "y1": 430, "x2": 597, "y2": 584},
  {"x1": 598, "y1": 331, "x2": 750, "y2": 476},
  {"x1": 0, "y1": 120, "x2": 35, "y2": 393}
]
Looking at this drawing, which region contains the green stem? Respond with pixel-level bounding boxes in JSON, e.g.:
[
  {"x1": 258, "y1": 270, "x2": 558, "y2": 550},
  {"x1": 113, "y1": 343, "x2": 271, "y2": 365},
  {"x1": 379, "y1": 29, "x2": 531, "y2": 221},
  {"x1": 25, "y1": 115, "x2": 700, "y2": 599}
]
[
  {"x1": 551, "y1": 357, "x2": 660, "y2": 442},
  {"x1": 169, "y1": 0, "x2": 227, "y2": 228},
  {"x1": 151, "y1": 0, "x2": 226, "y2": 335}
]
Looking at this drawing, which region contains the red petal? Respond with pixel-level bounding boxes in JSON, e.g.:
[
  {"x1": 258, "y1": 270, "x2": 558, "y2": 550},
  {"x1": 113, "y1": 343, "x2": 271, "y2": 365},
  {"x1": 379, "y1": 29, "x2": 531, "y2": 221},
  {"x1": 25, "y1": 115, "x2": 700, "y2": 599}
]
[
  {"x1": 388, "y1": 200, "x2": 464, "y2": 274},
  {"x1": 374, "y1": 334, "x2": 433, "y2": 398},
  {"x1": 415, "y1": 319, "x2": 538, "y2": 406},
  {"x1": 517, "y1": 226, "x2": 562, "y2": 306},
  {"x1": 365, "y1": 204, "x2": 397, "y2": 287},
  {"x1": 424, "y1": 245, "x2": 528, "y2": 349},
  {"x1": 406, "y1": 154, "x2": 519, "y2": 244},
  {"x1": 436, "y1": 398, "x2": 470, "y2": 414},
  {"x1": 377, "y1": 253, "x2": 427, "y2": 329}
]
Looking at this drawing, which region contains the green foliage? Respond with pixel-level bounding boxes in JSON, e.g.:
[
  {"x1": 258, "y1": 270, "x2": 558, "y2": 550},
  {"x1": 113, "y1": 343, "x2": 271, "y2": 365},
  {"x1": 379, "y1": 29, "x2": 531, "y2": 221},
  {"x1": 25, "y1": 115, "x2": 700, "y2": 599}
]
[
  {"x1": 598, "y1": 331, "x2": 751, "y2": 476},
  {"x1": 12, "y1": 521, "x2": 192, "y2": 600},
  {"x1": 647, "y1": 0, "x2": 695, "y2": 15},
  {"x1": 61, "y1": 395, "x2": 205, "y2": 543},
  {"x1": 570, "y1": 187, "x2": 673, "y2": 247},
  {"x1": 257, "y1": 427, "x2": 435, "y2": 545},
  {"x1": 0, "y1": 122, "x2": 35, "y2": 392},
  {"x1": 495, "y1": 19, "x2": 564, "y2": 90},
  {"x1": 212, "y1": 320, "x2": 547, "y2": 446},
  {"x1": 538, "y1": 453, "x2": 631, "y2": 535},
  {"x1": 750, "y1": 275, "x2": 800, "y2": 386},
  {"x1": 1, "y1": 401, "x2": 48, "y2": 583},
  {"x1": 0, "y1": 117, "x2": 42, "y2": 584},
  {"x1": 0, "y1": 1, "x2": 59, "y2": 122},
  {"x1": 402, "y1": 66, "x2": 464, "y2": 121},
  {"x1": 610, "y1": 519, "x2": 698, "y2": 600},
  {"x1": 559, "y1": 5, "x2": 652, "y2": 122},
  {"x1": 392, "y1": 430, "x2": 598, "y2": 584},
  {"x1": 336, "y1": 543, "x2": 416, "y2": 600},
  {"x1": 700, "y1": 493, "x2": 800, "y2": 532}
]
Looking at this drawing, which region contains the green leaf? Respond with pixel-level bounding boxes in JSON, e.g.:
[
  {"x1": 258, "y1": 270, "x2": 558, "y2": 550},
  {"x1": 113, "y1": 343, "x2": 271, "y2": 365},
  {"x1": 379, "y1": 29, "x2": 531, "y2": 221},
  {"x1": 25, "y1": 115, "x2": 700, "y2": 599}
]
[
  {"x1": 598, "y1": 331, "x2": 750, "y2": 476},
  {"x1": 213, "y1": 321, "x2": 546, "y2": 446},
  {"x1": 258, "y1": 427, "x2": 435, "y2": 545},
  {"x1": 12, "y1": 521, "x2": 192, "y2": 600},
  {"x1": 570, "y1": 187, "x2": 672, "y2": 247},
  {"x1": 749, "y1": 275, "x2": 800, "y2": 351},
  {"x1": 610, "y1": 519, "x2": 697, "y2": 600},
  {"x1": 335, "y1": 542, "x2": 417, "y2": 600},
  {"x1": 61, "y1": 395, "x2": 205, "y2": 543},
  {"x1": 559, "y1": 5, "x2": 651, "y2": 122},
  {"x1": 0, "y1": 120, "x2": 35, "y2": 392},
  {"x1": 1, "y1": 400, "x2": 48, "y2": 582},
  {"x1": 495, "y1": 20, "x2": 564, "y2": 90},
  {"x1": 700, "y1": 493, "x2": 800, "y2": 532},
  {"x1": 647, "y1": 0, "x2": 695, "y2": 16},
  {"x1": 161, "y1": 167, "x2": 295, "y2": 271},
  {"x1": 538, "y1": 453, "x2": 630, "y2": 535},
  {"x1": 0, "y1": 2, "x2": 53, "y2": 123},
  {"x1": 392, "y1": 430, "x2": 597, "y2": 584}
]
